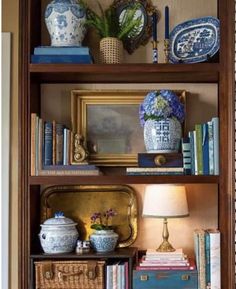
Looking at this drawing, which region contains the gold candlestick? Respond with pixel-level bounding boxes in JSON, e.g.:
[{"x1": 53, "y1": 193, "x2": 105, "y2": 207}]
[{"x1": 164, "y1": 39, "x2": 170, "y2": 63}]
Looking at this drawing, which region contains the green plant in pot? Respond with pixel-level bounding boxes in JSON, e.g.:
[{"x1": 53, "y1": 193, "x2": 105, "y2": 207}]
[
  {"x1": 89, "y1": 208, "x2": 119, "y2": 252},
  {"x1": 85, "y1": 2, "x2": 142, "y2": 63}
]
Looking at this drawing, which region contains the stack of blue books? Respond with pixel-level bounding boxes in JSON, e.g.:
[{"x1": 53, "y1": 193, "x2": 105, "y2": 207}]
[{"x1": 31, "y1": 46, "x2": 93, "y2": 64}]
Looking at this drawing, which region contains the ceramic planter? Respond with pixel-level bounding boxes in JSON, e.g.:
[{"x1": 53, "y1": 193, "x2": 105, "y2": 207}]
[
  {"x1": 90, "y1": 229, "x2": 118, "y2": 253},
  {"x1": 45, "y1": 0, "x2": 87, "y2": 46},
  {"x1": 39, "y1": 212, "x2": 79, "y2": 254},
  {"x1": 144, "y1": 118, "x2": 182, "y2": 153}
]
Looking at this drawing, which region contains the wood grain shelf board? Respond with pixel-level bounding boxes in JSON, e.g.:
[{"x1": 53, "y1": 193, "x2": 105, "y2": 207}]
[
  {"x1": 29, "y1": 175, "x2": 219, "y2": 185},
  {"x1": 29, "y1": 63, "x2": 219, "y2": 83}
]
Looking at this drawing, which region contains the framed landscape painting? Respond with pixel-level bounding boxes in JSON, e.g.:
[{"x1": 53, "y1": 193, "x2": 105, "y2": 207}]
[{"x1": 71, "y1": 89, "x2": 186, "y2": 166}]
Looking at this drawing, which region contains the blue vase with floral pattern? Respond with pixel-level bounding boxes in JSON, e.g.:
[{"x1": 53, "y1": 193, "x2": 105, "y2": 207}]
[
  {"x1": 90, "y1": 230, "x2": 118, "y2": 253},
  {"x1": 45, "y1": 0, "x2": 87, "y2": 46},
  {"x1": 144, "y1": 118, "x2": 182, "y2": 153}
]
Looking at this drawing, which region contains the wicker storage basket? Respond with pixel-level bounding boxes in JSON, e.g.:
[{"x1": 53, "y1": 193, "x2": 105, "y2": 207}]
[
  {"x1": 35, "y1": 260, "x2": 105, "y2": 289},
  {"x1": 100, "y1": 37, "x2": 123, "y2": 64}
]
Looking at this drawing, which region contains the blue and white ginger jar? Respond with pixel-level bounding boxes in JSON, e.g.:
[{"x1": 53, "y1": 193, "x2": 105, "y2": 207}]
[
  {"x1": 39, "y1": 212, "x2": 79, "y2": 254},
  {"x1": 90, "y1": 230, "x2": 118, "y2": 253},
  {"x1": 144, "y1": 118, "x2": 182, "y2": 153},
  {"x1": 45, "y1": 0, "x2": 87, "y2": 46}
]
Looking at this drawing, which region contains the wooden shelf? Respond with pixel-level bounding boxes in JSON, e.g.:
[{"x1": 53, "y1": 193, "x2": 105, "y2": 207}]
[
  {"x1": 29, "y1": 63, "x2": 219, "y2": 83},
  {"x1": 31, "y1": 247, "x2": 137, "y2": 259},
  {"x1": 29, "y1": 175, "x2": 219, "y2": 185}
]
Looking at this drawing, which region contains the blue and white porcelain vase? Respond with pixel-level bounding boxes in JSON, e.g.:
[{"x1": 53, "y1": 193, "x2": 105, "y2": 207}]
[
  {"x1": 39, "y1": 212, "x2": 79, "y2": 254},
  {"x1": 90, "y1": 230, "x2": 118, "y2": 253},
  {"x1": 144, "y1": 118, "x2": 182, "y2": 153},
  {"x1": 45, "y1": 0, "x2": 87, "y2": 46}
]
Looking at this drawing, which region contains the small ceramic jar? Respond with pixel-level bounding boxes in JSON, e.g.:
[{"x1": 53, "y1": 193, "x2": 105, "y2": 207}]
[{"x1": 39, "y1": 212, "x2": 79, "y2": 254}]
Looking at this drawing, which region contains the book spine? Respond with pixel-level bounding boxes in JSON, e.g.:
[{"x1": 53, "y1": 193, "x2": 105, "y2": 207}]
[
  {"x1": 193, "y1": 231, "x2": 200, "y2": 289},
  {"x1": 209, "y1": 231, "x2": 221, "y2": 289},
  {"x1": 38, "y1": 169, "x2": 100, "y2": 176},
  {"x1": 205, "y1": 232, "x2": 211, "y2": 287},
  {"x1": 113, "y1": 264, "x2": 118, "y2": 289},
  {"x1": 212, "y1": 117, "x2": 219, "y2": 175},
  {"x1": 198, "y1": 230, "x2": 207, "y2": 289},
  {"x1": 38, "y1": 119, "x2": 43, "y2": 174},
  {"x1": 193, "y1": 130, "x2": 198, "y2": 175},
  {"x1": 35, "y1": 116, "x2": 39, "y2": 175},
  {"x1": 135, "y1": 265, "x2": 195, "y2": 270},
  {"x1": 181, "y1": 137, "x2": 191, "y2": 175},
  {"x1": 44, "y1": 122, "x2": 53, "y2": 166},
  {"x1": 52, "y1": 120, "x2": 56, "y2": 165},
  {"x1": 117, "y1": 264, "x2": 122, "y2": 289},
  {"x1": 126, "y1": 167, "x2": 184, "y2": 172},
  {"x1": 106, "y1": 265, "x2": 113, "y2": 289},
  {"x1": 125, "y1": 262, "x2": 129, "y2": 289},
  {"x1": 195, "y1": 124, "x2": 203, "y2": 175},
  {"x1": 34, "y1": 46, "x2": 89, "y2": 55},
  {"x1": 63, "y1": 128, "x2": 68, "y2": 165},
  {"x1": 120, "y1": 264, "x2": 125, "y2": 289},
  {"x1": 67, "y1": 130, "x2": 71, "y2": 165},
  {"x1": 208, "y1": 121, "x2": 214, "y2": 175},
  {"x1": 31, "y1": 54, "x2": 92, "y2": 64},
  {"x1": 202, "y1": 123, "x2": 210, "y2": 175},
  {"x1": 30, "y1": 113, "x2": 37, "y2": 176},
  {"x1": 56, "y1": 123, "x2": 64, "y2": 165},
  {"x1": 126, "y1": 172, "x2": 184, "y2": 176},
  {"x1": 42, "y1": 164, "x2": 98, "y2": 170},
  {"x1": 188, "y1": 131, "x2": 195, "y2": 175}
]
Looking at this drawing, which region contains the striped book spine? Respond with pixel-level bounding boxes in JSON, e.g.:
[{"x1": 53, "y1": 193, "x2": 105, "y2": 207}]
[{"x1": 181, "y1": 137, "x2": 191, "y2": 175}]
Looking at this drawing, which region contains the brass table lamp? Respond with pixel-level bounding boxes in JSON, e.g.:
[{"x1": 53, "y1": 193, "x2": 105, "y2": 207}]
[{"x1": 142, "y1": 184, "x2": 189, "y2": 252}]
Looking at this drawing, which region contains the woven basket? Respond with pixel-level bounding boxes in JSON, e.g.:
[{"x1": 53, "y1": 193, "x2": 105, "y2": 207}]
[
  {"x1": 100, "y1": 37, "x2": 123, "y2": 64},
  {"x1": 35, "y1": 260, "x2": 105, "y2": 289}
]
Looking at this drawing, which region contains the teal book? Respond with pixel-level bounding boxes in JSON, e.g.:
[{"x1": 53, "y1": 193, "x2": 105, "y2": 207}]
[
  {"x1": 205, "y1": 232, "x2": 211, "y2": 287},
  {"x1": 212, "y1": 117, "x2": 219, "y2": 175},
  {"x1": 195, "y1": 124, "x2": 203, "y2": 175},
  {"x1": 34, "y1": 46, "x2": 90, "y2": 55},
  {"x1": 208, "y1": 121, "x2": 214, "y2": 175}
]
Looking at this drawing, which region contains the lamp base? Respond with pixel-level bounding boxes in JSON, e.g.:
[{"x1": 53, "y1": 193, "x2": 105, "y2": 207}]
[{"x1": 156, "y1": 240, "x2": 175, "y2": 252}]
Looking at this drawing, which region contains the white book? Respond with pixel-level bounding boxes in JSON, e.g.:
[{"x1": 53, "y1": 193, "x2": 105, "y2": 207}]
[
  {"x1": 207, "y1": 229, "x2": 221, "y2": 289},
  {"x1": 146, "y1": 248, "x2": 183, "y2": 256},
  {"x1": 106, "y1": 265, "x2": 113, "y2": 289}
]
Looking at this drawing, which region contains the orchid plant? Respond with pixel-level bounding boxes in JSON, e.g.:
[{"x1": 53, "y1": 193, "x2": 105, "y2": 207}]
[
  {"x1": 139, "y1": 89, "x2": 185, "y2": 127},
  {"x1": 90, "y1": 208, "x2": 117, "y2": 231}
]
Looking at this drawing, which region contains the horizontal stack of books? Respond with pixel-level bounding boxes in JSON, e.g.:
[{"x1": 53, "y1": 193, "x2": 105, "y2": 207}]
[
  {"x1": 106, "y1": 262, "x2": 129, "y2": 289},
  {"x1": 31, "y1": 113, "x2": 100, "y2": 176},
  {"x1": 31, "y1": 46, "x2": 93, "y2": 64},
  {"x1": 136, "y1": 248, "x2": 196, "y2": 271},
  {"x1": 182, "y1": 117, "x2": 219, "y2": 175},
  {"x1": 126, "y1": 153, "x2": 184, "y2": 175},
  {"x1": 194, "y1": 229, "x2": 220, "y2": 289}
]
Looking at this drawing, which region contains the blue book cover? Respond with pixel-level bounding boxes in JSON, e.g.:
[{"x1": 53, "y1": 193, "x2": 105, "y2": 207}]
[
  {"x1": 202, "y1": 123, "x2": 210, "y2": 175},
  {"x1": 44, "y1": 122, "x2": 53, "y2": 166},
  {"x1": 181, "y1": 137, "x2": 191, "y2": 175},
  {"x1": 34, "y1": 46, "x2": 90, "y2": 55},
  {"x1": 208, "y1": 121, "x2": 214, "y2": 175},
  {"x1": 212, "y1": 117, "x2": 219, "y2": 175},
  {"x1": 205, "y1": 232, "x2": 211, "y2": 286},
  {"x1": 188, "y1": 131, "x2": 195, "y2": 175},
  {"x1": 63, "y1": 128, "x2": 68, "y2": 166},
  {"x1": 31, "y1": 54, "x2": 93, "y2": 64}
]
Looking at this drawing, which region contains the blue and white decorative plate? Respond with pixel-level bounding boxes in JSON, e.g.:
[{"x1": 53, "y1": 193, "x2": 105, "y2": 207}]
[{"x1": 169, "y1": 16, "x2": 220, "y2": 64}]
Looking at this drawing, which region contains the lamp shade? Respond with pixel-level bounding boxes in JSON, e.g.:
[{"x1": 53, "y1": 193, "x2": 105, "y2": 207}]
[{"x1": 142, "y1": 184, "x2": 189, "y2": 218}]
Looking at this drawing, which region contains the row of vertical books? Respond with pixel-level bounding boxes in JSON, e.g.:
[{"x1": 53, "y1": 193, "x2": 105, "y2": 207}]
[
  {"x1": 136, "y1": 248, "x2": 196, "y2": 270},
  {"x1": 106, "y1": 262, "x2": 129, "y2": 289},
  {"x1": 194, "y1": 229, "x2": 221, "y2": 289},
  {"x1": 30, "y1": 113, "x2": 100, "y2": 176},
  {"x1": 182, "y1": 117, "x2": 219, "y2": 175}
]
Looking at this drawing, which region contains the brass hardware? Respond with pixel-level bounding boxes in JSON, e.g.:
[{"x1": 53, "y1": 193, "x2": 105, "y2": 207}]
[
  {"x1": 154, "y1": 155, "x2": 166, "y2": 166},
  {"x1": 164, "y1": 39, "x2": 170, "y2": 63},
  {"x1": 45, "y1": 271, "x2": 53, "y2": 280},
  {"x1": 42, "y1": 262, "x2": 53, "y2": 280},
  {"x1": 181, "y1": 274, "x2": 190, "y2": 281},
  {"x1": 71, "y1": 133, "x2": 89, "y2": 164},
  {"x1": 140, "y1": 274, "x2": 148, "y2": 281}
]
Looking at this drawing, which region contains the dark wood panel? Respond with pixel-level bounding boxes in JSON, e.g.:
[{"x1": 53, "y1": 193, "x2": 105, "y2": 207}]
[
  {"x1": 29, "y1": 175, "x2": 219, "y2": 185},
  {"x1": 29, "y1": 63, "x2": 219, "y2": 83}
]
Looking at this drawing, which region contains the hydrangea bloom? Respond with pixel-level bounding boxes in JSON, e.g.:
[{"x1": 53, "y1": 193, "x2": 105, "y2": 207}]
[{"x1": 139, "y1": 90, "x2": 185, "y2": 126}]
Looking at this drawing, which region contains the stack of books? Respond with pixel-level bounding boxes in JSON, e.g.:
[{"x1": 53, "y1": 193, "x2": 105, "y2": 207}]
[
  {"x1": 31, "y1": 46, "x2": 93, "y2": 64},
  {"x1": 136, "y1": 248, "x2": 196, "y2": 271},
  {"x1": 194, "y1": 229, "x2": 220, "y2": 289},
  {"x1": 31, "y1": 113, "x2": 100, "y2": 176},
  {"x1": 106, "y1": 262, "x2": 129, "y2": 289},
  {"x1": 126, "y1": 153, "x2": 184, "y2": 175},
  {"x1": 183, "y1": 117, "x2": 219, "y2": 175}
]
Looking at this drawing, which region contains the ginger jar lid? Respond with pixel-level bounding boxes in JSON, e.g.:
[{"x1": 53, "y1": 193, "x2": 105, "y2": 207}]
[{"x1": 41, "y1": 212, "x2": 77, "y2": 226}]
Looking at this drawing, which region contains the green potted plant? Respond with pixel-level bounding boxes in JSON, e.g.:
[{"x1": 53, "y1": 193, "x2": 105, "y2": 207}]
[
  {"x1": 89, "y1": 208, "x2": 119, "y2": 252},
  {"x1": 85, "y1": 2, "x2": 142, "y2": 63}
]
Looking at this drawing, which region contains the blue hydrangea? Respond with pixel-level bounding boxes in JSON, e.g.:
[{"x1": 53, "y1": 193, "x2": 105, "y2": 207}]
[{"x1": 139, "y1": 90, "x2": 185, "y2": 127}]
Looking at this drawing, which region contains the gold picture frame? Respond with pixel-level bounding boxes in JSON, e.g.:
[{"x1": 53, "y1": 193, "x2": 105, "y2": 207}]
[{"x1": 71, "y1": 89, "x2": 186, "y2": 166}]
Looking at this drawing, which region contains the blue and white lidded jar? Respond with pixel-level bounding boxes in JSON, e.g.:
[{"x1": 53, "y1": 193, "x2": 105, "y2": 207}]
[
  {"x1": 45, "y1": 0, "x2": 87, "y2": 46},
  {"x1": 90, "y1": 229, "x2": 119, "y2": 253},
  {"x1": 39, "y1": 212, "x2": 79, "y2": 254}
]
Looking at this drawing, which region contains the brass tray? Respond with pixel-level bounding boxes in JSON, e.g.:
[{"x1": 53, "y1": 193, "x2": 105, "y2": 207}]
[{"x1": 41, "y1": 185, "x2": 138, "y2": 247}]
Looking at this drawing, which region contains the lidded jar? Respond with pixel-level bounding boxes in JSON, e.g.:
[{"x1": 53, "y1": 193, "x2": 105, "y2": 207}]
[{"x1": 39, "y1": 212, "x2": 79, "y2": 254}]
